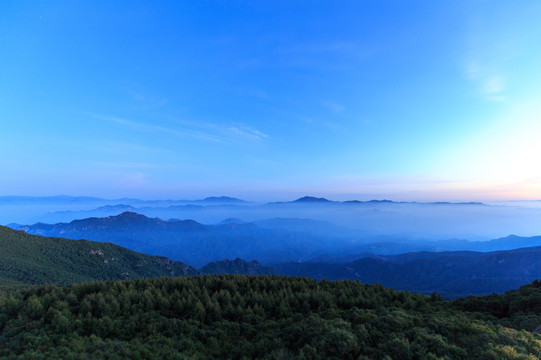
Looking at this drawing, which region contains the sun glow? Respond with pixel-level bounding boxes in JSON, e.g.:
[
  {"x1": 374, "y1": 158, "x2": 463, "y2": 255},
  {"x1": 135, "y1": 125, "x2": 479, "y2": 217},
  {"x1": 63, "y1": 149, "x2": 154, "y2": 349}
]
[{"x1": 445, "y1": 98, "x2": 541, "y2": 199}]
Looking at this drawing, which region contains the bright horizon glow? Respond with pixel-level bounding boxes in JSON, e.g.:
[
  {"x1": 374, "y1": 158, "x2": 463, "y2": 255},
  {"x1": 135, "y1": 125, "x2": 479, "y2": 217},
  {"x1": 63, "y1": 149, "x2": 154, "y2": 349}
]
[{"x1": 2, "y1": 1, "x2": 541, "y2": 201}]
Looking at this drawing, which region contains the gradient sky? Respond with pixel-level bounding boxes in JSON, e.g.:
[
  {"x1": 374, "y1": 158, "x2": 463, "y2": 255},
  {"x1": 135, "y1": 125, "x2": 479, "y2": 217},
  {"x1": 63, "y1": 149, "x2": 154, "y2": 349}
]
[{"x1": 2, "y1": 1, "x2": 541, "y2": 201}]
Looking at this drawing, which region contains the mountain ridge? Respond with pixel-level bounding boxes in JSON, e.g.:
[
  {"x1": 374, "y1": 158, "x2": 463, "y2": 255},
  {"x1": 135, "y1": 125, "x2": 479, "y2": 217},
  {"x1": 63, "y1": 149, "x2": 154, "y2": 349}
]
[
  {"x1": 0, "y1": 225, "x2": 198, "y2": 286},
  {"x1": 200, "y1": 258, "x2": 275, "y2": 275},
  {"x1": 14, "y1": 211, "x2": 541, "y2": 269},
  {"x1": 5, "y1": 221, "x2": 541, "y2": 296}
]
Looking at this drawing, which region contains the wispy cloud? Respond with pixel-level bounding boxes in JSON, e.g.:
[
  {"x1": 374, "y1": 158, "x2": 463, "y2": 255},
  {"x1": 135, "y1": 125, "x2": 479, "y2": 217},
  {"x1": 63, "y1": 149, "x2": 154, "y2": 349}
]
[
  {"x1": 126, "y1": 89, "x2": 168, "y2": 110},
  {"x1": 482, "y1": 76, "x2": 504, "y2": 94},
  {"x1": 227, "y1": 125, "x2": 269, "y2": 141},
  {"x1": 464, "y1": 59, "x2": 506, "y2": 102},
  {"x1": 94, "y1": 114, "x2": 269, "y2": 144},
  {"x1": 134, "y1": 95, "x2": 168, "y2": 109},
  {"x1": 168, "y1": 117, "x2": 269, "y2": 142},
  {"x1": 93, "y1": 161, "x2": 159, "y2": 170},
  {"x1": 463, "y1": 29, "x2": 507, "y2": 102},
  {"x1": 278, "y1": 41, "x2": 368, "y2": 56},
  {"x1": 482, "y1": 76, "x2": 506, "y2": 102},
  {"x1": 321, "y1": 100, "x2": 345, "y2": 113},
  {"x1": 94, "y1": 114, "x2": 224, "y2": 143}
]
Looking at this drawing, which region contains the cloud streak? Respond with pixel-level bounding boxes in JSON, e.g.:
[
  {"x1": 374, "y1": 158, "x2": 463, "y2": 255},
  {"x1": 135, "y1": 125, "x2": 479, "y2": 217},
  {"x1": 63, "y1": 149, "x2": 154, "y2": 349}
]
[
  {"x1": 322, "y1": 101, "x2": 345, "y2": 113},
  {"x1": 462, "y1": 26, "x2": 508, "y2": 102},
  {"x1": 94, "y1": 114, "x2": 269, "y2": 144},
  {"x1": 464, "y1": 59, "x2": 506, "y2": 102}
]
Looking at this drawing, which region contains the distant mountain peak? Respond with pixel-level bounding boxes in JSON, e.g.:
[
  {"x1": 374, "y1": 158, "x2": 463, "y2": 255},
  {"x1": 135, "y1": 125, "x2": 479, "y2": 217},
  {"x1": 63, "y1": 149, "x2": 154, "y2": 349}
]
[
  {"x1": 93, "y1": 211, "x2": 163, "y2": 226},
  {"x1": 113, "y1": 211, "x2": 148, "y2": 219},
  {"x1": 201, "y1": 196, "x2": 246, "y2": 203},
  {"x1": 293, "y1": 196, "x2": 332, "y2": 203}
]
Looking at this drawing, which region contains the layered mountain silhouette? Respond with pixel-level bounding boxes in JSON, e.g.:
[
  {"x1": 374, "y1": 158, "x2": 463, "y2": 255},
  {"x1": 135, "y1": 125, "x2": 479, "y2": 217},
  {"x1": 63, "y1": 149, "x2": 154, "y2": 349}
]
[
  {"x1": 15, "y1": 211, "x2": 541, "y2": 269},
  {"x1": 5, "y1": 221, "x2": 541, "y2": 296},
  {"x1": 14, "y1": 212, "x2": 336, "y2": 267},
  {"x1": 6, "y1": 195, "x2": 510, "y2": 243},
  {"x1": 276, "y1": 246, "x2": 541, "y2": 297}
]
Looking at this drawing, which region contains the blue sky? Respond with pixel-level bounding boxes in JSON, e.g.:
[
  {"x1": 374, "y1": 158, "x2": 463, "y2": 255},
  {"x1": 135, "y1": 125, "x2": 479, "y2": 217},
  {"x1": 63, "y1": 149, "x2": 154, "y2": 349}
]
[{"x1": 1, "y1": 1, "x2": 541, "y2": 201}]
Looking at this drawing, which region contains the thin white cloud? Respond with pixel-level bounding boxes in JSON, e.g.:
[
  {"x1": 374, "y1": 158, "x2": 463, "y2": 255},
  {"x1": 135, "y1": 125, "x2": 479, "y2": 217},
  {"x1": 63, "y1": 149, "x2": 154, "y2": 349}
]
[
  {"x1": 464, "y1": 64, "x2": 506, "y2": 101},
  {"x1": 278, "y1": 41, "x2": 368, "y2": 56},
  {"x1": 169, "y1": 117, "x2": 269, "y2": 142},
  {"x1": 93, "y1": 161, "x2": 159, "y2": 170},
  {"x1": 94, "y1": 114, "x2": 268, "y2": 144},
  {"x1": 463, "y1": 55, "x2": 506, "y2": 101},
  {"x1": 94, "y1": 114, "x2": 226, "y2": 143},
  {"x1": 483, "y1": 76, "x2": 504, "y2": 94},
  {"x1": 465, "y1": 61, "x2": 481, "y2": 79},
  {"x1": 95, "y1": 115, "x2": 224, "y2": 142},
  {"x1": 126, "y1": 89, "x2": 169, "y2": 109},
  {"x1": 227, "y1": 125, "x2": 269, "y2": 141},
  {"x1": 134, "y1": 95, "x2": 168, "y2": 109},
  {"x1": 322, "y1": 101, "x2": 345, "y2": 113},
  {"x1": 462, "y1": 29, "x2": 507, "y2": 102},
  {"x1": 482, "y1": 76, "x2": 506, "y2": 102}
]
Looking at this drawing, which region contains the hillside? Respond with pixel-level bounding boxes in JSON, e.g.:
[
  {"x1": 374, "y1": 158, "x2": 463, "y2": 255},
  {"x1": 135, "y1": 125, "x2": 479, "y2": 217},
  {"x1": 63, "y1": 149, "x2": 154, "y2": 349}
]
[
  {"x1": 1, "y1": 275, "x2": 541, "y2": 359},
  {"x1": 0, "y1": 225, "x2": 198, "y2": 286},
  {"x1": 200, "y1": 258, "x2": 275, "y2": 275}
]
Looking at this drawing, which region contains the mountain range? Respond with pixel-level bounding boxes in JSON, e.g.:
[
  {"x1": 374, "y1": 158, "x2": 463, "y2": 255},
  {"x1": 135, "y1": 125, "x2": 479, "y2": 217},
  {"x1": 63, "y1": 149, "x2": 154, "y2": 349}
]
[
  {"x1": 13, "y1": 212, "x2": 339, "y2": 267},
  {"x1": 6, "y1": 218, "x2": 541, "y2": 296},
  {"x1": 275, "y1": 246, "x2": 541, "y2": 297},
  {"x1": 13, "y1": 211, "x2": 541, "y2": 268},
  {"x1": 6, "y1": 195, "x2": 519, "y2": 243}
]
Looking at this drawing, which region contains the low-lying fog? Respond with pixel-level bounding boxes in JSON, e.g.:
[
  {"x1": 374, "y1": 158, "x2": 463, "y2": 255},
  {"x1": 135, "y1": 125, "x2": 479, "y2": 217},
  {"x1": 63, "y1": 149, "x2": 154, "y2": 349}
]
[{"x1": 3, "y1": 196, "x2": 541, "y2": 242}]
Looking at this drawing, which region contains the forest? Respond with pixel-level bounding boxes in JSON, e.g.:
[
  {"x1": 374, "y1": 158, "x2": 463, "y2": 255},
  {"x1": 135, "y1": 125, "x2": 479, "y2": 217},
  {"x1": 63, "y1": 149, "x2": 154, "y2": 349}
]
[
  {"x1": 2, "y1": 275, "x2": 541, "y2": 359},
  {"x1": 0, "y1": 225, "x2": 197, "y2": 286}
]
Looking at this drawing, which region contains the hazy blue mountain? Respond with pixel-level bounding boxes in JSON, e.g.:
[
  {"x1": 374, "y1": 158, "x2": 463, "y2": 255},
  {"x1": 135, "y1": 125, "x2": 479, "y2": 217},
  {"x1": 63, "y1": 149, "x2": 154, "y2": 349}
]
[
  {"x1": 293, "y1": 196, "x2": 333, "y2": 203},
  {"x1": 220, "y1": 218, "x2": 247, "y2": 224},
  {"x1": 465, "y1": 234, "x2": 541, "y2": 251},
  {"x1": 276, "y1": 245, "x2": 541, "y2": 297},
  {"x1": 14, "y1": 212, "x2": 342, "y2": 267},
  {"x1": 6, "y1": 214, "x2": 541, "y2": 297},
  {"x1": 196, "y1": 196, "x2": 246, "y2": 204},
  {"x1": 0, "y1": 195, "x2": 249, "y2": 224},
  {"x1": 201, "y1": 245, "x2": 541, "y2": 297},
  {"x1": 14, "y1": 210, "x2": 541, "y2": 269},
  {"x1": 94, "y1": 204, "x2": 138, "y2": 212},
  {"x1": 307, "y1": 252, "x2": 379, "y2": 263},
  {"x1": 5, "y1": 195, "x2": 541, "y2": 243}
]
